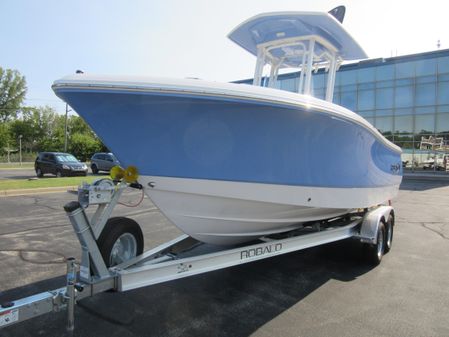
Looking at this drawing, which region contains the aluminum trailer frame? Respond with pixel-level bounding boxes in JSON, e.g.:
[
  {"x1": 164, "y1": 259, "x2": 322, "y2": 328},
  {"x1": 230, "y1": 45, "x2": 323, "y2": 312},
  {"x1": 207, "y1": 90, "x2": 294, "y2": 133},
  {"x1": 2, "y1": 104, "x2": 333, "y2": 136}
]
[{"x1": 0, "y1": 179, "x2": 395, "y2": 331}]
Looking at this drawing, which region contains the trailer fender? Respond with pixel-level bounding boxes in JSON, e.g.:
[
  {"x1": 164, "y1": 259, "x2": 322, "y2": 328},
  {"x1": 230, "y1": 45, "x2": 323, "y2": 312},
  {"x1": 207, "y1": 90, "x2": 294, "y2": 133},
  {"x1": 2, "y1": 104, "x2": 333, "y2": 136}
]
[{"x1": 358, "y1": 206, "x2": 394, "y2": 244}]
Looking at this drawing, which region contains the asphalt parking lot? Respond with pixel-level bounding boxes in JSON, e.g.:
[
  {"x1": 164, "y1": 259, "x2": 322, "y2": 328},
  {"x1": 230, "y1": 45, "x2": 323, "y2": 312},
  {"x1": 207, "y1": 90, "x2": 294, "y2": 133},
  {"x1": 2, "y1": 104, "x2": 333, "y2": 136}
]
[
  {"x1": 1, "y1": 179, "x2": 449, "y2": 337},
  {"x1": 0, "y1": 168, "x2": 101, "y2": 180}
]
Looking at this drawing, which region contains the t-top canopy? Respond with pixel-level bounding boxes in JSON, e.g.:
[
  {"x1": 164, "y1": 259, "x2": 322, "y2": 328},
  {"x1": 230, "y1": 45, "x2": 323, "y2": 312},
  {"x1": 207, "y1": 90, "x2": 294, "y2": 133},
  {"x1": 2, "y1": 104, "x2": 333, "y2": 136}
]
[{"x1": 228, "y1": 11, "x2": 367, "y2": 62}]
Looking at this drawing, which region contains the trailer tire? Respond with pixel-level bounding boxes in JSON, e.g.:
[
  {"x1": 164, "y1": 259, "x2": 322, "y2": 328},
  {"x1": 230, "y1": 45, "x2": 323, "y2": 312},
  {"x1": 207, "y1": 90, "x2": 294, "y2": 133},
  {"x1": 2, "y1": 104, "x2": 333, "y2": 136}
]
[
  {"x1": 365, "y1": 221, "x2": 386, "y2": 266},
  {"x1": 97, "y1": 217, "x2": 144, "y2": 268},
  {"x1": 384, "y1": 215, "x2": 394, "y2": 253}
]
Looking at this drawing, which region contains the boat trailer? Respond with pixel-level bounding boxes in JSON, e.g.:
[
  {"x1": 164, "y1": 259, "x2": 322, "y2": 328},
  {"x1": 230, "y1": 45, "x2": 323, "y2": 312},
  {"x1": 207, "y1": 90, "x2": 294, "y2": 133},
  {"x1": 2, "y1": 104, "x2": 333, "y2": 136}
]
[{"x1": 0, "y1": 179, "x2": 395, "y2": 331}]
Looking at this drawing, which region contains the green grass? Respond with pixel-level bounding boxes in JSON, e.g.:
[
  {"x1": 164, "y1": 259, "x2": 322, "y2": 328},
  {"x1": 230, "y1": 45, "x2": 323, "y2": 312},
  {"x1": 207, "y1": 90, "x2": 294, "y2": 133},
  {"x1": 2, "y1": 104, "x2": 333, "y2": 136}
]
[
  {"x1": 0, "y1": 162, "x2": 35, "y2": 169},
  {"x1": 0, "y1": 176, "x2": 99, "y2": 191}
]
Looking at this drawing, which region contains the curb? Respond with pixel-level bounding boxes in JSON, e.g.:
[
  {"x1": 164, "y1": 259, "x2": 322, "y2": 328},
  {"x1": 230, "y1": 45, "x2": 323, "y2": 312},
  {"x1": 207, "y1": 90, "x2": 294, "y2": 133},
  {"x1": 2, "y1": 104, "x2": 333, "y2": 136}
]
[
  {"x1": 0, "y1": 163, "x2": 35, "y2": 170},
  {"x1": 0, "y1": 186, "x2": 78, "y2": 197},
  {"x1": 0, "y1": 167, "x2": 35, "y2": 170}
]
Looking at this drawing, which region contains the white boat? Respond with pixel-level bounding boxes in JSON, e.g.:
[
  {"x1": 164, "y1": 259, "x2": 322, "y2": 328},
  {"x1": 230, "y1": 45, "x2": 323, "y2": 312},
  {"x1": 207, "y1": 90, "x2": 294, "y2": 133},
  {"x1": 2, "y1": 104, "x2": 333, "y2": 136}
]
[{"x1": 52, "y1": 7, "x2": 402, "y2": 245}]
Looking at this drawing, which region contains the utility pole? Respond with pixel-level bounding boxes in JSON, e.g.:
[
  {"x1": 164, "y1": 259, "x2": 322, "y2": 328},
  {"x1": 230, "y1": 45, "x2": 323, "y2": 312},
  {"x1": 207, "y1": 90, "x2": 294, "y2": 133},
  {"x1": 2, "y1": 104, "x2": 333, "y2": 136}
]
[
  {"x1": 64, "y1": 103, "x2": 72, "y2": 152},
  {"x1": 64, "y1": 69, "x2": 82, "y2": 152}
]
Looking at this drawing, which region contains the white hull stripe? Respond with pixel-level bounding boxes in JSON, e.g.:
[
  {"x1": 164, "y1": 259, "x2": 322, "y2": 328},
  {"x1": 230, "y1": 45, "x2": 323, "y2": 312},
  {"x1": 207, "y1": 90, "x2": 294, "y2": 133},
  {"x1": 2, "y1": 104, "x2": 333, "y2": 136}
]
[{"x1": 140, "y1": 176, "x2": 399, "y2": 209}]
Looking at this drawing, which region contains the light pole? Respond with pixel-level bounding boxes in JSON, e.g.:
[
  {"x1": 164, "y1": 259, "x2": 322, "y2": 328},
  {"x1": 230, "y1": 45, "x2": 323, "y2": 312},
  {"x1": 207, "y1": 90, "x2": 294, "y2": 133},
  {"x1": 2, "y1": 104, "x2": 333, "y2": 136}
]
[
  {"x1": 64, "y1": 103, "x2": 72, "y2": 152},
  {"x1": 18, "y1": 134, "x2": 23, "y2": 167}
]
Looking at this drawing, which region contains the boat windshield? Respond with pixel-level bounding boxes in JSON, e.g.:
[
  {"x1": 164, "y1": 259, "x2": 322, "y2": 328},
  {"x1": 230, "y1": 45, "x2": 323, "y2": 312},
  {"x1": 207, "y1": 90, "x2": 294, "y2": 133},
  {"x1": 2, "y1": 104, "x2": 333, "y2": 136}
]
[{"x1": 252, "y1": 37, "x2": 341, "y2": 101}]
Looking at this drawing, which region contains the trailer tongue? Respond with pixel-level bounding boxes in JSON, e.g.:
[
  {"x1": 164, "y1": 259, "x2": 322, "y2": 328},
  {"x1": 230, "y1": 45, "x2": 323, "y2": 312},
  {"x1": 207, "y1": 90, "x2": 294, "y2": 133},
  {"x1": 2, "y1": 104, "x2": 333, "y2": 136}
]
[{"x1": 0, "y1": 178, "x2": 395, "y2": 332}]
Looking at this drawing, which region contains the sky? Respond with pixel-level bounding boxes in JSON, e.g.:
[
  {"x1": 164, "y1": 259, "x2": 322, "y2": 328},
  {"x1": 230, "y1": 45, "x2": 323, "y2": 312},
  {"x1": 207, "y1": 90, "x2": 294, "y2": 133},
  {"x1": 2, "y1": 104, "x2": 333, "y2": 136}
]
[{"x1": 1, "y1": 0, "x2": 449, "y2": 115}]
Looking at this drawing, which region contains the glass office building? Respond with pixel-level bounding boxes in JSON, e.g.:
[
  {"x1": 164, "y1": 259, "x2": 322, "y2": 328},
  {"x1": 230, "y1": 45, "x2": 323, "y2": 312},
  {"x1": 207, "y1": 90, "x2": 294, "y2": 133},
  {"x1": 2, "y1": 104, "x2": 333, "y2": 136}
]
[{"x1": 238, "y1": 48, "x2": 449, "y2": 173}]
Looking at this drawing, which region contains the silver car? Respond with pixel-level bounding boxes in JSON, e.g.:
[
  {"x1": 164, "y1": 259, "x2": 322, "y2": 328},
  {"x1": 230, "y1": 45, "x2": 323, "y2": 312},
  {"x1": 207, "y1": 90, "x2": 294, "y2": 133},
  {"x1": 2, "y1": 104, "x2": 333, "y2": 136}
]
[{"x1": 90, "y1": 153, "x2": 120, "y2": 174}]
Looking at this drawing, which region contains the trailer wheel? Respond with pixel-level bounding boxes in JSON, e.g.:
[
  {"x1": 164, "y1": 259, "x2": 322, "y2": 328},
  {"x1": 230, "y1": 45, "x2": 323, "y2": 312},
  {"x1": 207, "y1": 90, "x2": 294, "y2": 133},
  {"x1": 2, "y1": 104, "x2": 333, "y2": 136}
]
[
  {"x1": 365, "y1": 221, "x2": 386, "y2": 266},
  {"x1": 97, "y1": 217, "x2": 144, "y2": 267},
  {"x1": 384, "y1": 215, "x2": 394, "y2": 254}
]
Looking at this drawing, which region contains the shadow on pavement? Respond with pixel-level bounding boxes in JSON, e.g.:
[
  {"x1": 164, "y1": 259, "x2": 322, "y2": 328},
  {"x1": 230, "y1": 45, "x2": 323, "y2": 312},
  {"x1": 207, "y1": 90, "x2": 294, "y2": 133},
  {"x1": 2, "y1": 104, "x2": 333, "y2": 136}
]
[
  {"x1": 0, "y1": 174, "x2": 37, "y2": 180},
  {"x1": 2, "y1": 239, "x2": 374, "y2": 337},
  {"x1": 400, "y1": 179, "x2": 449, "y2": 191}
]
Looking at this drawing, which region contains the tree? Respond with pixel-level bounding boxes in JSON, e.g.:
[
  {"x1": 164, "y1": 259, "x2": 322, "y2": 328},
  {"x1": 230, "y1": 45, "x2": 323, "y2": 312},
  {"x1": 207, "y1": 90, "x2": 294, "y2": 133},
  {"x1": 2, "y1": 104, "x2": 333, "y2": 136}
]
[
  {"x1": 68, "y1": 115, "x2": 94, "y2": 135},
  {"x1": 10, "y1": 106, "x2": 63, "y2": 152},
  {"x1": 0, "y1": 67, "x2": 27, "y2": 123},
  {"x1": 0, "y1": 123, "x2": 11, "y2": 153},
  {"x1": 30, "y1": 106, "x2": 64, "y2": 151},
  {"x1": 69, "y1": 132, "x2": 103, "y2": 161},
  {"x1": 9, "y1": 119, "x2": 34, "y2": 150}
]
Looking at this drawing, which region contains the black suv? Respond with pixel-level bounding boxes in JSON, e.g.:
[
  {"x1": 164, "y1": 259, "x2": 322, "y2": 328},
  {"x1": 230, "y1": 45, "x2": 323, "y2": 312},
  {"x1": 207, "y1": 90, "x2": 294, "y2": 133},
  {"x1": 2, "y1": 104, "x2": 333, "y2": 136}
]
[{"x1": 35, "y1": 152, "x2": 88, "y2": 177}]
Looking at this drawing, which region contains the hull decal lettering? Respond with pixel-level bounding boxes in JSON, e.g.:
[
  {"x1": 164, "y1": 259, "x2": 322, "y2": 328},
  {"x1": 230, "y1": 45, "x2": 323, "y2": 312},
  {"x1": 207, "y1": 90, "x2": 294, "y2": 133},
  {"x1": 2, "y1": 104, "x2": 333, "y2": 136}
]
[{"x1": 240, "y1": 243, "x2": 282, "y2": 260}]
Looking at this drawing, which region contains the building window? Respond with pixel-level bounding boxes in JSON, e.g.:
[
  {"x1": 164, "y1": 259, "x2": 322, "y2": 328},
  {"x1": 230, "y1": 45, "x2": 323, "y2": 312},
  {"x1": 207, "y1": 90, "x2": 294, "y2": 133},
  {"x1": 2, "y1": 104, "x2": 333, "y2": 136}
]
[
  {"x1": 437, "y1": 56, "x2": 449, "y2": 74},
  {"x1": 416, "y1": 83, "x2": 436, "y2": 106},
  {"x1": 376, "y1": 80, "x2": 394, "y2": 89},
  {"x1": 376, "y1": 64, "x2": 394, "y2": 81},
  {"x1": 437, "y1": 81, "x2": 449, "y2": 104},
  {"x1": 415, "y1": 58, "x2": 436, "y2": 76},
  {"x1": 313, "y1": 88, "x2": 325, "y2": 100},
  {"x1": 280, "y1": 78, "x2": 297, "y2": 92},
  {"x1": 416, "y1": 75, "x2": 436, "y2": 84},
  {"x1": 396, "y1": 61, "x2": 415, "y2": 79},
  {"x1": 393, "y1": 134, "x2": 414, "y2": 149},
  {"x1": 395, "y1": 86, "x2": 414, "y2": 108},
  {"x1": 415, "y1": 114, "x2": 435, "y2": 133},
  {"x1": 358, "y1": 67, "x2": 375, "y2": 83},
  {"x1": 396, "y1": 108, "x2": 413, "y2": 115},
  {"x1": 359, "y1": 110, "x2": 374, "y2": 118},
  {"x1": 415, "y1": 106, "x2": 435, "y2": 114},
  {"x1": 358, "y1": 82, "x2": 375, "y2": 90},
  {"x1": 376, "y1": 88, "x2": 394, "y2": 109},
  {"x1": 338, "y1": 71, "x2": 357, "y2": 85},
  {"x1": 341, "y1": 90, "x2": 356, "y2": 111},
  {"x1": 313, "y1": 74, "x2": 325, "y2": 89},
  {"x1": 396, "y1": 78, "x2": 413, "y2": 86},
  {"x1": 394, "y1": 115, "x2": 413, "y2": 133},
  {"x1": 358, "y1": 89, "x2": 375, "y2": 110},
  {"x1": 436, "y1": 113, "x2": 449, "y2": 133},
  {"x1": 375, "y1": 116, "x2": 393, "y2": 133},
  {"x1": 438, "y1": 105, "x2": 449, "y2": 113},
  {"x1": 333, "y1": 91, "x2": 340, "y2": 105},
  {"x1": 376, "y1": 109, "x2": 394, "y2": 116}
]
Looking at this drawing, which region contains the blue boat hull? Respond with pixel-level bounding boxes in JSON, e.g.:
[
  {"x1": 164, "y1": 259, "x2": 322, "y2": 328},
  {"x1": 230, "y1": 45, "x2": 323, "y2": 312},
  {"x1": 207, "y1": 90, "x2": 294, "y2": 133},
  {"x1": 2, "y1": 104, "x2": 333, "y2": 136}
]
[
  {"x1": 53, "y1": 81, "x2": 402, "y2": 244},
  {"x1": 55, "y1": 88, "x2": 402, "y2": 189}
]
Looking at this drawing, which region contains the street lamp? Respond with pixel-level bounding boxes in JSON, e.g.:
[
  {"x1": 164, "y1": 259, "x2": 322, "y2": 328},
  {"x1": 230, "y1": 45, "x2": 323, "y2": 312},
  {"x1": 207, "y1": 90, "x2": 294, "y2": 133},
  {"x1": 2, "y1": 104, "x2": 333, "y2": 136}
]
[{"x1": 18, "y1": 134, "x2": 23, "y2": 167}]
